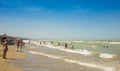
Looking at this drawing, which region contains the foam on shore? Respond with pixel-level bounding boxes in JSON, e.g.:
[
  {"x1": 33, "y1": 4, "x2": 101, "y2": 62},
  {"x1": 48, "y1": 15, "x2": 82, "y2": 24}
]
[
  {"x1": 28, "y1": 51, "x2": 115, "y2": 71},
  {"x1": 26, "y1": 41, "x2": 118, "y2": 59}
]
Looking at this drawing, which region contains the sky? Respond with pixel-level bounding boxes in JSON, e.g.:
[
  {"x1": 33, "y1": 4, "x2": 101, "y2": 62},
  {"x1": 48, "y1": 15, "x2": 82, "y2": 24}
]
[{"x1": 0, "y1": 0, "x2": 120, "y2": 40}]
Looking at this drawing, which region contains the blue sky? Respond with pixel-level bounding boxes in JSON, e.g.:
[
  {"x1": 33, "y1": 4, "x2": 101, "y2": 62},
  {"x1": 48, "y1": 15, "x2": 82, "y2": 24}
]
[{"x1": 0, "y1": 0, "x2": 120, "y2": 40}]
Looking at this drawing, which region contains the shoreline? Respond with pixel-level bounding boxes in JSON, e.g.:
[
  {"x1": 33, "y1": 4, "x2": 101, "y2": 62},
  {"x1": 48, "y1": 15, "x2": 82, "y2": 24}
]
[
  {"x1": 25, "y1": 42, "x2": 120, "y2": 71},
  {"x1": 9, "y1": 44, "x2": 103, "y2": 71},
  {"x1": 3, "y1": 42, "x2": 120, "y2": 71},
  {"x1": 0, "y1": 45, "x2": 27, "y2": 71}
]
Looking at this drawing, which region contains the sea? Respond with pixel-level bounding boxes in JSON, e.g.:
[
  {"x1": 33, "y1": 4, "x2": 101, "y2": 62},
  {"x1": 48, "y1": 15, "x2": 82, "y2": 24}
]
[{"x1": 9, "y1": 40, "x2": 120, "y2": 71}]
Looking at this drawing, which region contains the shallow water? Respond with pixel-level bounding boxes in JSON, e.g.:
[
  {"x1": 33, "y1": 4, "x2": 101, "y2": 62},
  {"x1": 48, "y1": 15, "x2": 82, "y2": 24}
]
[
  {"x1": 28, "y1": 40, "x2": 120, "y2": 71},
  {"x1": 9, "y1": 44, "x2": 103, "y2": 71},
  {"x1": 9, "y1": 41, "x2": 120, "y2": 71}
]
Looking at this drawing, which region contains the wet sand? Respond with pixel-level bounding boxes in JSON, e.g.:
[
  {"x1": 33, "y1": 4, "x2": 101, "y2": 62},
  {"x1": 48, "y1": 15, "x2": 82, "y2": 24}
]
[
  {"x1": 9, "y1": 44, "x2": 103, "y2": 71},
  {"x1": 0, "y1": 45, "x2": 27, "y2": 71},
  {"x1": 10, "y1": 54, "x2": 102, "y2": 71}
]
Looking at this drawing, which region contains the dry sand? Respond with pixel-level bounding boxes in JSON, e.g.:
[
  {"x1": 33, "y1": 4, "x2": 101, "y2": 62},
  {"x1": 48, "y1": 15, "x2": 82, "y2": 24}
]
[{"x1": 0, "y1": 45, "x2": 27, "y2": 71}]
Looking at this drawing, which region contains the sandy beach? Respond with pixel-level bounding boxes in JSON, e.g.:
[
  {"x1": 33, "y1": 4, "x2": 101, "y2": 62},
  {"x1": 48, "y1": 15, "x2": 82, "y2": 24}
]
[
  {"x1": 1, "y1": 41, "x2": 120, "y2": 71},
  {"x1": 9, "y1": 43, "x2": 104, "y2": 71},
  {"x1": 0, "y1": 45, "x2": 27, "y2": 71}
]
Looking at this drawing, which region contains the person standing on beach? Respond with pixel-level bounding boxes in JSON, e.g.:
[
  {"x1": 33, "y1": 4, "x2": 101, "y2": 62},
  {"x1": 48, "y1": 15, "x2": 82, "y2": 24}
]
[
  {"x1": 16, "y1": 39, "x2": 20, "y2": 52},
  {"x1": 16, "y1": 39, "x2": 20, "y2": 48},
  {"x1": 19, "y1": 39, "x2": 24, "y2": 52},
  {"x1": 2, "y1": 39, "x2": 8, "y2": 59},
  {"x1": 19, "y1": 39, "x2": 23, "y2": 48}
]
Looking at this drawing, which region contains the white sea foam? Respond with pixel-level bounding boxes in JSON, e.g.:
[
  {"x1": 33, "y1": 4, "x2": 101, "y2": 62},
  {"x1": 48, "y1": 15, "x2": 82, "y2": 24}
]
[
  {"x1": 29, "y1": 41, "x2": 118, "y2": 59},
  {"x1": 29, "y1": 51, "x2": 61, "y2": 59},
  {"x1": 41, "y1": 44, "x2": 92, "y2": 56},
  {"x1": 99, "y1": 53, "x2": 117, "y2": 59},
  {"x1": 72, "y1": 41, "x2": 84, "y2": 42},
  {"x1": 28, "y1": 51, "x2": 115, "y2": 71},
  {"x1": 109, "y1": 42, "x2": 120, "y2": 44},
  {"x1": 23, "y1": 40, "x2": 29, "y2": 43},
  {"x1": 63, "y1": 59, "x2": 78, "y2": 63},
  {"x1": 31, "y1": 41, "x2": 40, "y2": 45}
]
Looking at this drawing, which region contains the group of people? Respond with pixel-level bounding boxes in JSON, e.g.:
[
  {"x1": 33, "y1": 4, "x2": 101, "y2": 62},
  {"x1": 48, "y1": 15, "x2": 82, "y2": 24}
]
[
  {"x1": 40, "y1": 41, "x2": 74, "y2": 50},
  {"x1": 65, "y1": 43, "x2": 74, "y2": 49},
  {"x1": 16, "y1": 39, "x2": 24, "y2": 52},
  {"x1": 1, "y1": 37, "x2": 24, "y2": 59}
]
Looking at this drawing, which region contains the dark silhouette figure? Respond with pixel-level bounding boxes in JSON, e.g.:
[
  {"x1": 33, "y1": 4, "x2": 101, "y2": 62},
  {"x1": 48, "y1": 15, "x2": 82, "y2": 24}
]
[
  {"x1": 103, "y1": 45, "x2": 109, "y2": 48},
  {"x1": 19, "y1": 39, "x2": 24, "y2": 52},
  {"x1": 58, "y1": 42, "x2": 60, "y2": 45},
  {"x1": 51, "y1": 41, "x2": 53, "y2": 44},
  {"x1": 16, "y1": 39, "x2": 24, "y2": 52},
  {"x1": 2, "y1": 39, "x2": 8, "y2": 59},
  {"x1": 16, "y1": 39, "x2": 20, "y2": 50},
  {"x1": 65, "y1": 43, "x2": 68, "y2": 49}
]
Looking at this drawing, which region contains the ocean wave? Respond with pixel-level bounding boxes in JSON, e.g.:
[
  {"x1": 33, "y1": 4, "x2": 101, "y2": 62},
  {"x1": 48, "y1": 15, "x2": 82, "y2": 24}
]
[
  {"x1": 28, "y1": 51, "x2": 116, "y2": 71},
  {"x1": 99, "y1": 53, "x2": 117, "y2": 59},
  {"x1": 27, "y1": 41, "x2": 118, "y2": 59}
]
